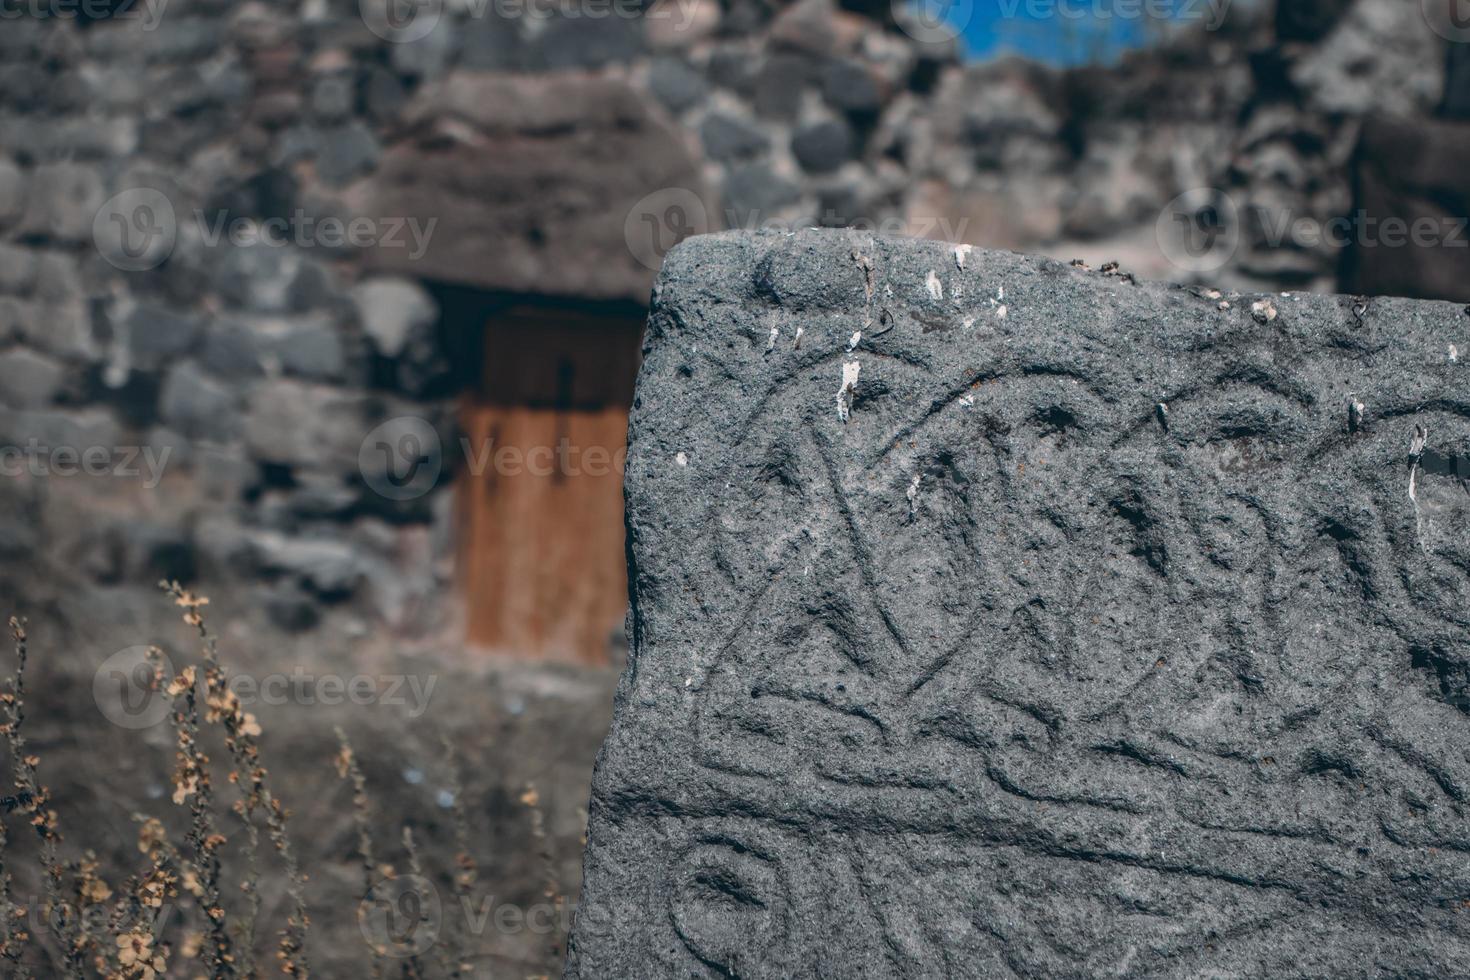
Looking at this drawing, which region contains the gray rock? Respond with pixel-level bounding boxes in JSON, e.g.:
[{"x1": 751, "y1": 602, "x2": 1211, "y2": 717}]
[
  {"x1": 527, "y1": 16, "x2": 642, "y2": 71},
  {"x1": 0, "y1": 348, "x2": 64, "y2": 409},
  {"x1": 350, "y1": 277, "x2": 437, "y2": 358},
  {"x1": 199, "y1": 320, "x2": 265, "y2": 379},
  {"x1": 389, "y1": 16, "x2": 459, "y2": 79},
  {"x1": 459, "y1": 18, "x2": 521, "y2": 71},
  {"x1": 648, "y1": 57, "x2": 709, "y2": 115},
  {"x1": 316, "y1": 121, "x2": 380, "y2": 187},
  {"x1": 243, "y1": 378, "x2": 368, "y2": 469},
  {"x1": 0, "y1": 158, "x2": 25, "y2": 228},
  {"x1": 34, "y1": 251, "x2": 83, "y2": 303},
  {"x1": 823, "y1": 58, "x2": 883, "y2": 114},
  {"x1": 791, "y1": 118, "x2": 855, "y2": 174},
  {"x1": 213, "y1": 243, "x2": 337, "y2": 314},
  {"x1": 19, "y1": 162, "x2": 105, "y2": 243},
  {"x1": 753, "y1": 53, "x2": 810, "y2": 120},
  {"x1": 568, "y1": 229, "x2": 1470, "y2": 979},
  {"x1": 363, "y1": 64, "x2": 408, "y2": 123},
  {"x1": 128, "y1": 304, "x2": 202, "y2": 368},
  {"x1": 159, "y1": 361, "x2": 239, "y2": 443},
  {"x1": 248, "y1": 529, "x2": 362, "y2": 595},
  {"x1": 0, "y1": 243, "x2": 37, "y2": 294},
  {"x1": 720, "y1": 165, "x2": 801, "y2": 226},
  {"x1": 700, "y1": 113, "x2": 770, "y2": 163},
  {"x1": 271, "y1": 315, "x2": 346, "y2": 380},
  {"x1": 310, "y1": 73, "x2": 355, "y2": 122},
  {"x1": 706, "y1": 48, "x2": 757, "y2": 94}
]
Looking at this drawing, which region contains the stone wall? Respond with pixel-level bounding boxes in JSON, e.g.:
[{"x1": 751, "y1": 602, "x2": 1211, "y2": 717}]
[{"x1": 0, "y1": 0, "x2": 1456, "y2": 658}]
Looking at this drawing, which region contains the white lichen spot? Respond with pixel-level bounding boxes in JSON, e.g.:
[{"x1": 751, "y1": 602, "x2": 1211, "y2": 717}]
[
  {"x1": 906, "y1": 473, "x2": 921, "y2": 515},
  {"x1": 962, "y1": 316, "x2": 975, "y2": 330},
  {"x1": 986, "y1": 285, "x2": 1008, "y2": 319},
  {"x1": 675, "y1": 452, "x2": 688, "y2": 467},
  {"x1": 1250, "y1": 299, "x2": 1277, "y2": 323},
  {"x1": 1218, "y1": 300, "x2": 1231, "y2": 311},
  {"x1": 954, "y1": 244, "x2": 973, "y2": 270},
  {"x1": 837, "y1": 360, "x2": 861, "y2": 423},
  {"x1": 1203, "y1": 289, "x2": 1222, "y2": 300},
  {"x1": 1450, "y1": 344, "x2": 1459, "y2": 363},
  {"x1": 926, "y1": 270, "x2": 943, "y2": 301},
  {"x1": 1409, "y1": 424, "x2": 1430, "y2": 554},
  {"x1": 847, "y1": 331, "x2": 861, "y2": 352}
]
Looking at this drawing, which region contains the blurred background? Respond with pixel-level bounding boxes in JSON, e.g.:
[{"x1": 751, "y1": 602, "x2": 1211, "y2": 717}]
[{"x1": 1, "y1": 0, "x2": 1468, "y2": 974}]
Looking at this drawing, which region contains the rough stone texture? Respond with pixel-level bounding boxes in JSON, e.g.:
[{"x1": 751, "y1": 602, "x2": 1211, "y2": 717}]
[{"x1": 567, "y1": 229, "x2": 1470, "y2": 978}]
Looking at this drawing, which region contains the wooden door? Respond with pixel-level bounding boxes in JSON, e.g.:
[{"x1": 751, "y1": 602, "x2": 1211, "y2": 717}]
[{"x1": 456, "y1": 305, "x2": 642, "y2": 664}]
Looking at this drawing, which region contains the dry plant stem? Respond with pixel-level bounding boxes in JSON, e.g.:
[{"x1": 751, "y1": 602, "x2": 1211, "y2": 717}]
[
  {"x1": 333, "y1": 728, "x2": 383, "y2": 980},
  {"x1": 156, "y1": 644, "x2": 235, "y2": 980},
  {"x1": 525, "y1": 784, "x2": 563, "y2": 971},
  {"x1": 0, "y1": 619, "x2": 30, "y2": 979},
  {"x1": 444, "y1": 737, "x2": 475, "y2": 980},
  {"x1": 3, "y1": 617, "x2": 84, "y2": 977},
  {"x1": 163, "y1": 580, "x2": 312, "y2": 978},
  {"x1": 400, "y1": 827, "x2": 427, "y2": 980}
]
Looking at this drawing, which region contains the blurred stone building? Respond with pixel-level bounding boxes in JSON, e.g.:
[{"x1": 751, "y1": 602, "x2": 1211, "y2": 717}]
[{"x1": 0, "y1": 0, "x2": 1462, "y2": 664}]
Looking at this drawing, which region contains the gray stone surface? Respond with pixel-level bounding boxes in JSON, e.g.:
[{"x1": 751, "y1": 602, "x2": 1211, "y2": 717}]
[{"x1": 567, "y1": 229, "x2": 1470, "y2": 978}]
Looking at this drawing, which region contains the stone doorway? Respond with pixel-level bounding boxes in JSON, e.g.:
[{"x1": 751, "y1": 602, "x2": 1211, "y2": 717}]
[{"x1": 450, "y1": 297, "x2": 644, "y2": 664}]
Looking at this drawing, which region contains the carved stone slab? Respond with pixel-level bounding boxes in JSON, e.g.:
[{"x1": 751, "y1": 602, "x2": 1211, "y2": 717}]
[{"x1": 566, "y1": 230, "x2": 1470, "y2": 979}]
